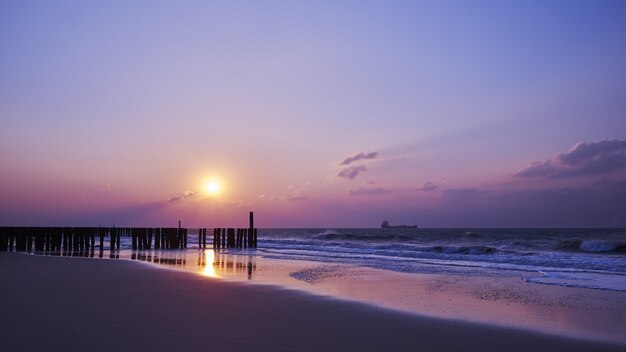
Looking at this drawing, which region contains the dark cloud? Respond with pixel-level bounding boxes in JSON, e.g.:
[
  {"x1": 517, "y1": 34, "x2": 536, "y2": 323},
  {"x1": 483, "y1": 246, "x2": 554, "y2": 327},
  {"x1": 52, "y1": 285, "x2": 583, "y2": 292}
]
[
  {"x1": 515, "y1": 139, "x2": 626, "y2": 179},
  {"x1": 416, "y1": 182, "x2": 438, "y2": 192},
  {"x1": 337, "y1": 165, "x2": 367, "y2": 180},
  {"x1": 168, "y1": 191, "x2": 198, "y2": 203},
  {"x1": 339, "y1": 151, "x2": 379, "y2": 166},
  {"x1": 349, "y1": 187, "x2": 392, "y2": 196},
  {"x1": 434, "y1": 182, "x2": 626, "y2": 227}
]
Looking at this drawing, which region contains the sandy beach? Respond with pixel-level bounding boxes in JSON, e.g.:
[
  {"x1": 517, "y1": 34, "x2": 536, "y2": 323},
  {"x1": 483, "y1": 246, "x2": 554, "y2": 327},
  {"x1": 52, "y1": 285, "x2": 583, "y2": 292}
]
[{"x1": 1, "y1": 253, "x2": 623, "y2": 352}]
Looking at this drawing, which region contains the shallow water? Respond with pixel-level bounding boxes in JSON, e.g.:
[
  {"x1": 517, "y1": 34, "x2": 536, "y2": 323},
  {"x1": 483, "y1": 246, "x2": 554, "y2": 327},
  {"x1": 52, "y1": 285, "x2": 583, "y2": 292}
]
[
  {"x1": 255, "y1": 228, "x2": 626, "y2": 292},
  {"x1": 42, "y1": 227, "x2": 626, "y2": 292}
]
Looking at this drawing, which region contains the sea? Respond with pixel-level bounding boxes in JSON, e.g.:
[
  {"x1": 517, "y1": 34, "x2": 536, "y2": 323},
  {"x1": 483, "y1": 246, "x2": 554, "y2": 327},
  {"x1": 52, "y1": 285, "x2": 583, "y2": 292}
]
[
  {"x1": 246, "y1": 228, "x2": 626, "y2": 292},
  {"x1": 60, "y1": 227, "x2": 626, "y2": 293}
]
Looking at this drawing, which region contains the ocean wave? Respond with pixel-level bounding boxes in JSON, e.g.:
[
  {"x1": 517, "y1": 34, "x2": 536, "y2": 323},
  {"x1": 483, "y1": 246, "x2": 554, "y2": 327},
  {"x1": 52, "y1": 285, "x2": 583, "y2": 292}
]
[
  {"x1": 462, "y1": 231, "x2": 480, "y2": 238},
  {"x1": 426, "y1": 245, "x2": 497, "y2": 255},
  {"x1": 557, "y1": 239, "x2": 626, "y2": 253},
  {"x1": 579, "y1": 240, "x2": 626, "y2": 253},
  {"x1": 313, "y1": 230, "x2": 412, "y2": 241}
]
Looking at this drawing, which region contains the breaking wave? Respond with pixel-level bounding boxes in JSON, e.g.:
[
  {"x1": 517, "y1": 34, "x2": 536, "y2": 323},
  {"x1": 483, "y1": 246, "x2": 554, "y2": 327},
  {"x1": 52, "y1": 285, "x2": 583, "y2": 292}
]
[
  {"x1": 425, "y1": 245, "x2": 497, "y2": 255},
  {"x1": 313, "y1": 230, "x2": 412, "y2": 241},
  {"x1": 557, "y1": 239, "x2": 626, "y2": 253}
]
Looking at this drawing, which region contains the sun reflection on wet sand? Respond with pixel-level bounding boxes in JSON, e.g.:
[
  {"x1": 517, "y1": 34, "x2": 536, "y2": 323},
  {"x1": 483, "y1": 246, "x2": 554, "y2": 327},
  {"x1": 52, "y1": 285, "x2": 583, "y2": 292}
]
[
  {"x1": 114, "y1": 249, "x2": 259, "y2": 281},
  {"x1": 202, "y1": 250, "x2": 218, "y2": 278}
]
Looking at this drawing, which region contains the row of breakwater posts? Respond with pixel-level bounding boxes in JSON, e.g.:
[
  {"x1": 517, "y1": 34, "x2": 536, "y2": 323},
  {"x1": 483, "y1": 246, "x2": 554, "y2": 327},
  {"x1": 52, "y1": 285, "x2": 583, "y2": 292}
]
[
  {"x1": 0, "y1": 227, "x2": 259, "y2": 253},
  {"x1": 0, "y1": 212, "x2": 259, "y2": 254},
  {"x1": 203, "y1": 228, "x2": 258, "y2": 249}
]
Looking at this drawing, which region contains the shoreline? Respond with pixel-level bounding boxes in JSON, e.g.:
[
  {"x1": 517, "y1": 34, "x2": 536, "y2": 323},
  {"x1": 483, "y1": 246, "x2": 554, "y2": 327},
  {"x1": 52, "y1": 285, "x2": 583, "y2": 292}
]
[
  {"x1": 39, "y1": 247, "x2": 626, "y2": 344},
  {"x1": 1, "y1": 252, "x2": 624, "y2": 351}
]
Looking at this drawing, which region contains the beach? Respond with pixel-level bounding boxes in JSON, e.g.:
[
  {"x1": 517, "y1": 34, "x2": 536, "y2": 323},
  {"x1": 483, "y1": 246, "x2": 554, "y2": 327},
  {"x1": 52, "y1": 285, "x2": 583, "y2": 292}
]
[{"x1": 1, "y1": 253, "x2": 623, "y2": 352}]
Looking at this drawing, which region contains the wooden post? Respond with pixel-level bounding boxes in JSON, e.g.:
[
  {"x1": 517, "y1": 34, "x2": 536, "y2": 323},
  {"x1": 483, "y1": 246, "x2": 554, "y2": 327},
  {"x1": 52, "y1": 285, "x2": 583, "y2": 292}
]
[
  {"x1": 132, "y1": 229, "x2": 137, "y2": 250},
  {"x1": 111, "y1": 228, "x2": 116, "y2": 252}
]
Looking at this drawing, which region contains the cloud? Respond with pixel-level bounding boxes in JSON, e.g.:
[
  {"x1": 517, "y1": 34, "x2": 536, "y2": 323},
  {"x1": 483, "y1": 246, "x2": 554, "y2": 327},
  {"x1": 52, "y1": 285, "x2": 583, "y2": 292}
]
[
  {"x1": 433, "y1": 181, "x2": 626, "y2": 227},
  {"x1": 442, "y1": 188, "x2": 487, "y2": 203},
  {"x1": 168, "y1": 191, "x2": 198, "y2": 203},
  {"x1": 515, "y1": 139, "x2": 626, "y2": 179},
  {"x1": 349, "y1": 187, "x2": 392, "y2": 196},
  {"x1": 339, "y1": 151, "x2": 379, "y2": 166},
  {"x1": 285, "y1": 194, "x2": 308, "y2": 202},
  {"x1": 222, "y1": 199, "x2": 245, "y2": 207},
  {"x1": 415, "y1": 181, "x2": 438, "y2": 192},
  {"x1": 337, "y1": 165, "x2": 368, "y2": 180}
]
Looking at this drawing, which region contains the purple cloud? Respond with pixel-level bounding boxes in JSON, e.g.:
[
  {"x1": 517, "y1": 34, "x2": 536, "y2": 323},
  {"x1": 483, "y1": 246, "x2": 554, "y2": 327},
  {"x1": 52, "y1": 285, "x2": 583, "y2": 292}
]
[
  {"x1": 286, "y1": 194, "x2": 308, "y2": 202},
  {"x1": 442, "y1": 188, "x2": 487, "y2": 203},
  {"x1": 349, "y1": 187, "x2": 392, "y2": 196},
  {"x1": 168, "y1": 191, "x2": 197, "y2": 203},
  {"x1": 416, "y1": 181, "x2": 438, "y2": 192},
  {"x1": 515, "y1": 139, "x2": 626, "y2": 179},
  {"x1": 339, "y1": 151, "x2": 379, "y2": 166},
  {"x1": 337, "y1": 165, "x2": 367, "y2": 180}
]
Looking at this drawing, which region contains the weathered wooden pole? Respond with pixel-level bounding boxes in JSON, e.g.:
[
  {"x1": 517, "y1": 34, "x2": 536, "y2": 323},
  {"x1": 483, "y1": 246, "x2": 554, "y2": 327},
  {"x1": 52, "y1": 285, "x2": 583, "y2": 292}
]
[
  {"x1": 111, "y1": 228, "x2": 116, "y2": 251},
  {"x1": 131, "y1": 228, "x2": 137, "y2": 250}
]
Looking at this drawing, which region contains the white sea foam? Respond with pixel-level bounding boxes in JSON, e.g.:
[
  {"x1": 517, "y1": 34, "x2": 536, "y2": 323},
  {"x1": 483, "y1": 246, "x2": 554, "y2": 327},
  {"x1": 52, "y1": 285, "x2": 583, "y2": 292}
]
[
  {"x1": 524, "y1": 271, "x2": 626, "y2": 292},
  {"x1": 579, "y1": 240, "x2": 626, "y2": 253}
]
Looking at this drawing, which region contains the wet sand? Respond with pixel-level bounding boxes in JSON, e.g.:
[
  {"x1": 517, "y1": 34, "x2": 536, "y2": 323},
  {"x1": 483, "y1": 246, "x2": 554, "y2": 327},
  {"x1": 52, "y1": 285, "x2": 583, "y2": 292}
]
[
  {"x1": 0, "y1": 253, "x2": 623, "y2": 352},
  {"x1": 122, "y1": 248, "x2": 626, "y2": 343}
]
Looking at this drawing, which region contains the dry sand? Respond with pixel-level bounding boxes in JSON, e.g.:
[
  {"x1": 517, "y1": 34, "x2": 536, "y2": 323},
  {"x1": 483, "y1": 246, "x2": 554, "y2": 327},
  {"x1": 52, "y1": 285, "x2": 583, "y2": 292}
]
[{"x1": 0, "y1": 253, "x2": 623, "y2": 352}]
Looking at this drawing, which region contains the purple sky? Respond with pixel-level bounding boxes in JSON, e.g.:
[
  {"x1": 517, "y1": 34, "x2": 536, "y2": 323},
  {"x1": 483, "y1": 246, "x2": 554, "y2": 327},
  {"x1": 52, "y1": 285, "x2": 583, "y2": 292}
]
[{"x1": 1, "y1": 1, "x2": 625, "y2": 227}]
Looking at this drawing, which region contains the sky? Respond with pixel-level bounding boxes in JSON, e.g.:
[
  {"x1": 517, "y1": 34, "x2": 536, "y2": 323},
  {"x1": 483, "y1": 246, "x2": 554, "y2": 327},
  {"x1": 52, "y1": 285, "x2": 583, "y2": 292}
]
[{"x1": 1, "y1": 0, "x2": 625, "y2": 227}]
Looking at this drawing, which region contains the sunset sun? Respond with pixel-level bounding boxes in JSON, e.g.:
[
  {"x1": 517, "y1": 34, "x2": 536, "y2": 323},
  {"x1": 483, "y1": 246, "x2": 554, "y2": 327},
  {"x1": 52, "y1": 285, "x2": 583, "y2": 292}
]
[{"x1": 203, "y1": 180, "x2": 221, "y2": 196}]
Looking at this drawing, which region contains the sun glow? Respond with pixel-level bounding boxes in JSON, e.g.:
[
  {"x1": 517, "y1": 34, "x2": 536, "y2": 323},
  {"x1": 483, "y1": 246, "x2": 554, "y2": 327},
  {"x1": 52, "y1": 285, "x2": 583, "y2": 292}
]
[
  {"x1": 202, "y1": 250, "x2": 219, "y2": 278},
  {"x1": 203, "y1": 180, "x2": 221, "y2": 196}
]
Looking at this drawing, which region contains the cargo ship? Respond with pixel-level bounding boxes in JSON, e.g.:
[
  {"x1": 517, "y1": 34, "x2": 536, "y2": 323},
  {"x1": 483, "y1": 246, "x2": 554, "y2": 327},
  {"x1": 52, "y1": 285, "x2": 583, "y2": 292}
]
[{"x1": 381, "y1": 220, "x2": 417, "y2": 228}]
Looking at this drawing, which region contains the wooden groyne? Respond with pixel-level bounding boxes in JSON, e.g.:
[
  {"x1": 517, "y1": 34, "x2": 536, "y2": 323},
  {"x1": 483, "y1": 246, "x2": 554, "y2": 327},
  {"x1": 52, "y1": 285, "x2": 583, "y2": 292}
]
[
  {"x1": 0, "y1": 212, "x2": 260, "y2": 253},
  {"x1": 0, "y1": 226, "x2": 259, "y2": 253}
]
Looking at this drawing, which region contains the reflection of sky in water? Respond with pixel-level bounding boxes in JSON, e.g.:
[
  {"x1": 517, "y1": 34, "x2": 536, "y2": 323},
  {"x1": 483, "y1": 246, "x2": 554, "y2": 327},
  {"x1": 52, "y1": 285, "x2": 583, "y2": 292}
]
[
  {"x1": 32, "y1": 248, "x2": 258, "y2": 280},
  {"x1": 202, "y1": 250, "x2": 218, "y2": 278},
  {"x1": 129, "y1": 249, "x2": 258, "y2": 280}
]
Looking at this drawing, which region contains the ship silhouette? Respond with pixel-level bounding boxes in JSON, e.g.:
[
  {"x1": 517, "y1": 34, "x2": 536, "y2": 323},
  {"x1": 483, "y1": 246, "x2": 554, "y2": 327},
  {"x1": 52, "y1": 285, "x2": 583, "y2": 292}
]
[{"x1": 381, "y1": 220, "x2": 417, "y2": 229}]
